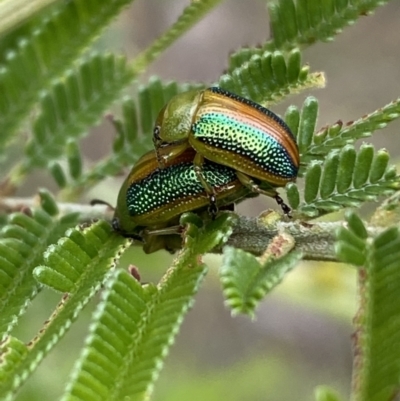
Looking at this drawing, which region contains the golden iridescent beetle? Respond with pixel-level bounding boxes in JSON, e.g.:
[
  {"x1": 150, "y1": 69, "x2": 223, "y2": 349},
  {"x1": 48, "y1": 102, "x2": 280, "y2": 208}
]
[
  {"x1": 153, "y1": 87, "x2": 300, "y2": 214},
  {"x1": 112, "y1": 143, "x2": 256, "y2": 253}
]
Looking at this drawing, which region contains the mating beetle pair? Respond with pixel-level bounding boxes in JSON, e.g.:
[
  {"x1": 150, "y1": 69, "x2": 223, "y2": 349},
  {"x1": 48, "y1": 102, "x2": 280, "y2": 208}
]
[
  {"x1": 112, "y1": 87, "x2": 300, "y2": 251},
  {"x1": 112, "y1": 144, "x2": 255, "y2": 253}
]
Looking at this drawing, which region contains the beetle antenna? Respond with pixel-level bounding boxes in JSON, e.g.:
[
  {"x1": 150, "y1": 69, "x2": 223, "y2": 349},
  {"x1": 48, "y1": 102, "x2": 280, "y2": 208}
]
[{"x1": 90, "y1": 199, "x2": 115, "y2": 211}]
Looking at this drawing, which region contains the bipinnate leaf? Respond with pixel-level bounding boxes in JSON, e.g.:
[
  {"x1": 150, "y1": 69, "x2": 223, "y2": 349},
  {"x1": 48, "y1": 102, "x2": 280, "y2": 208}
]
[
  {"x1": 21, "y1": 53, "x2": 134, "y2": 176},
  {"x1": 0, "y1": 220, "x2": 130, "y2": 400},
  {"x1": 61, "y1": 263, "x2": 205, "y2": 401},
  {"x1": 71, "y1": 77, "x2": 204, "y2": 192},
  {"x1": 219, "y1": 49, "x2": 325, "y2": 106},
  {"x1": 267, "y1": 0, "x2": 390, "y2": 51},
  {"x1": 0, "y1": 0, "x2": 136, "y2": 150},
  {"x1": 220, "y1": 232, "x2": 302, "y2": 317},
  {"x1": 132, "y1": 0, "x2": 223, "y2": 73},
  {"x1": 303, "y1": 98, "x2": 400, "y2": 161},
  {"x1": 0, "y1": 196, "x2": 79, "y2": 342},
  {"x1": 0, "y1": 337, "x2": 28, "y2": 384},
  {"x1": 336, "y1": 211, "x2": 400, "y2": 401},
  {"x1": 287, "y1": 144, "x2": 400, "y2": 217},
  {"x1": 227, "y1": 1, "x2": 390, "y2": 81},
  {"x1": 61, "y1": 212, "x2": 232, "y2": 400}
]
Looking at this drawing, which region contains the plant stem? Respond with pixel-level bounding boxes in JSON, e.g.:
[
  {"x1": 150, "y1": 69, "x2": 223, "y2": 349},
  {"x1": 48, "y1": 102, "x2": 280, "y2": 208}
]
[
  {"x1": 0, "y1": 0, "x2": 58, "y2": 37},
  {"x1": 0, "y1": 196, "x2": 384, "y2": 261}
]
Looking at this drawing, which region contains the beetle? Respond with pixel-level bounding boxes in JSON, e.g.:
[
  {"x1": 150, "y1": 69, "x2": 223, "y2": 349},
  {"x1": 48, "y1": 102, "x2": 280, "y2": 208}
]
[
  {"x1": 153, "y1": 87, "x2": 300, "y2": 214},
  {"x1": 112, "y1": 143, "x2": 256, "y2": 253}
]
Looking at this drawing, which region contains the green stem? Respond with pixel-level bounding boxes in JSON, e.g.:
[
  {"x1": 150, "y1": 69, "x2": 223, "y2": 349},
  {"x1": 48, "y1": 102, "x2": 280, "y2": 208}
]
[
  {"x1": 0, "y1": 0, "x2": 58, "y2": 38},
  {"x1": 0, "y1": 196, "x2": 386, "y2": 261}
]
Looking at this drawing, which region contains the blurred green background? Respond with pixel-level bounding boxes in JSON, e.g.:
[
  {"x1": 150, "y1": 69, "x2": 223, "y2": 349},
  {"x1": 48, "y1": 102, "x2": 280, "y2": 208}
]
[{"x1": 13, "y1": 0, "x2": 400, "y2": 400}]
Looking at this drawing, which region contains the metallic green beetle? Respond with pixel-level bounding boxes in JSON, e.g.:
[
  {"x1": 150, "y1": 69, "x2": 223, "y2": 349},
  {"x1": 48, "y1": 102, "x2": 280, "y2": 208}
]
[
  {"x1": 153, "y1": 87, "x2": 300, "y2": 214},
  {"x1": 112, "y1": 144, "x2": 255, "y2": 253}
]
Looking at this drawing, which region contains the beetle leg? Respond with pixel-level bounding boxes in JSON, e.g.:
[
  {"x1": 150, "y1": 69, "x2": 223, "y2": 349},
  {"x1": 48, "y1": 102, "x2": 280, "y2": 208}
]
[
  {"x1": 193, "y1": 153, "x2": 218, "y2": 218},
  {"x1": 141, "y1": 226, "x2": 183, "y2": 254},
  {"x1": 144, "y1": 225, "x2": 183, "y2": 236},
  {"x1": 154, "y1": 138, "x2": 190, "y2": 169},
  {"x1": 235, "y1": 171, "x2": 291, "y2": 216}
]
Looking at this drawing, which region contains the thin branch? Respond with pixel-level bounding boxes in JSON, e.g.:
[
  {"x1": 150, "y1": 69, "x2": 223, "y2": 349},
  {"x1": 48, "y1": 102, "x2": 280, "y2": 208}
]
[
  {"x1": 0, "y1": 196, "x2": 383, "y2": 262},
  {"x1": 0, "y1": 196, "x2": 114, "y2": 222},
  {"x1": 0, "y1": 0, "x2": 57, "y2": 37}
]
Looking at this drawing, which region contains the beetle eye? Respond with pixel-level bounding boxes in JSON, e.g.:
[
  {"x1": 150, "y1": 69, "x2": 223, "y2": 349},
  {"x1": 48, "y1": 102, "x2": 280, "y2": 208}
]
[
  {"x1": 153, "y1": 125, "x2": 161, "y2": 139},
  {"x1": 111, "y1": 218, "x2": 120, "y2": 232}
]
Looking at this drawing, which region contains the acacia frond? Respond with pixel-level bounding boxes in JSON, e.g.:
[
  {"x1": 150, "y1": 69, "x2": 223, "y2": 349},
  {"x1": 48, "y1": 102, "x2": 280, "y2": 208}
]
[
  {"x1": 0, "y1": 0, "x2": 135, "y2": 151},
  {"x1": 287, "y1": 144, "x2": 400, "y2": 217},
  {"x1": 0, "y1": 190, "x2": 78, "y2": 342},
  {"x1": 219, "y1": 49, "x2": 325, "y2": 106},
  {"x1": 0, "y1": 221, "x2": 130, "y2": 399},
  {"x1": 67, "y1": 77, "x2": 204, "y2": 193},
  {"x1": 19, "y1": 53, "x2": 134, "y2": 175},
  {"x1": 336, "y1": 211, "x2": 400, "y2": 401},
  {"x1": 308, "y1": 99, "x2": 400, "y2": 158},
  {"x1": 227, "y1": 0, "x2": 390, "y2": 72},
  {"x1": 132, "y1": 0, "x2": 224, "y2": 73},
  {"x1": 287, "y1": 97, "x2": 400, "y2": 163},
  {"x1": 61, "y1": 266, "x2": 206, "y2": 401},
  {"x1": 220, "y1": 240, "x2": 302, "y2": 317},
  {"x1": 61, "y1": 213, "x2": 235, "y2": 401},
  {"x1": 267, "y1": 0, "x2": 391, "y2": 51}
]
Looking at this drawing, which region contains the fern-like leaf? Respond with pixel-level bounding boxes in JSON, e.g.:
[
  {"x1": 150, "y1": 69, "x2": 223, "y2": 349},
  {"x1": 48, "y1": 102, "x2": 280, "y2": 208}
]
[
  {"x1": 0, "y1": 220, "x2": 130, "y2": 399},
  {"x1": 132, "y1": 0, "x2": 223, "y2": 73},
  {"x1": 61, "y1": 265, "x2": 206, "y2": 401},
  {"x1": 219, "y1": 48, "x2": 325, "y2": 106},
  {"x1": 226, "y1": 1, "x2": 389, "y2": 79},
  {"x1": 290, "y1": 97, "x2": 400, "y2": 163},
  {"x1": 61, "y1": 213, "x2": 235, "y2": 400},
  {"x1": 287, "y1": 144, "x2": 400, "y2": 217},
  {"x1": 267, "y1": 0, "x2": 391, "y2": 52},
  {"x1": 15, "y1": 53, "x2": 134, "y2": 182},
  {"x1": 68, "y1": 77, "x2": 204, "y2": 193},
  {"x1": 336, "y1": 211, "x2": 400, "y2": 401},
  {"x1": 220, "y1": 234, "x2": 302, "y2": 317},
  {"x1": 0, "y1": 191, "x2": 79, "y2": 342},
  {"x1": 0, "y1": 0, "x2": 135, "y2": 150},
  {"x1": 0, "y1": 337, "x2": 28, "y2": 384}
]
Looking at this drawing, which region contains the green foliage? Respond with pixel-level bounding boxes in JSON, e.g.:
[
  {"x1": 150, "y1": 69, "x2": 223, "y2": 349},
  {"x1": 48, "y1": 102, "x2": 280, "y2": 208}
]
[
  {"x1": 0, "y1": 1, "x2": 399, "y2": 401},
  {"x1": 219, "y1": 48, "x2": 325, "y2": 106},
  {"x1": 287, "y1": 144, "x2": 400, "y2": 217},
  {"x1": 266, "y1": 0, "x2": 391, "y2": 51},
  {"x1": 290, "y1": 97, "x2": 400, "y2": 163},
  {"x1": 227, "y1": 0, "x2": 391, "y2": 69},
  {"x1": 220, "y1": 244, "x2": 302, "y2": 317},
  {"x1": 0, "y1": 190, "x2": 79, "y2": 342},
  {"x1": 0, "y1": 220, "x2": 130, "y2": 400},
  {"x1": 61, "y1": 266, "x2": 205, "y2": 401},
  {"x1": 61, "y1": 213, "x2": 234, "y2": 401},
  {"x1": 69, "y1": 78, "x2": 203, "y2": 192},
  {"x1": 21, "y1": 53, "x2": 134, "y2": 173},
  {"x1": 284, "y1": 96, "x2": 400, "y2": 217},
  {"x1": 0, "y1": 0, "x2": 135, "y2": 151},
  {"x1": 336, "y1": 211, "x2": 400, "y2": 401},
  {"x1": 314, "y1": 385, "x2": 343, "y2": 401},
  {"x1": 132, "y1": 0, "x2": 224, "y2": 73}
]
